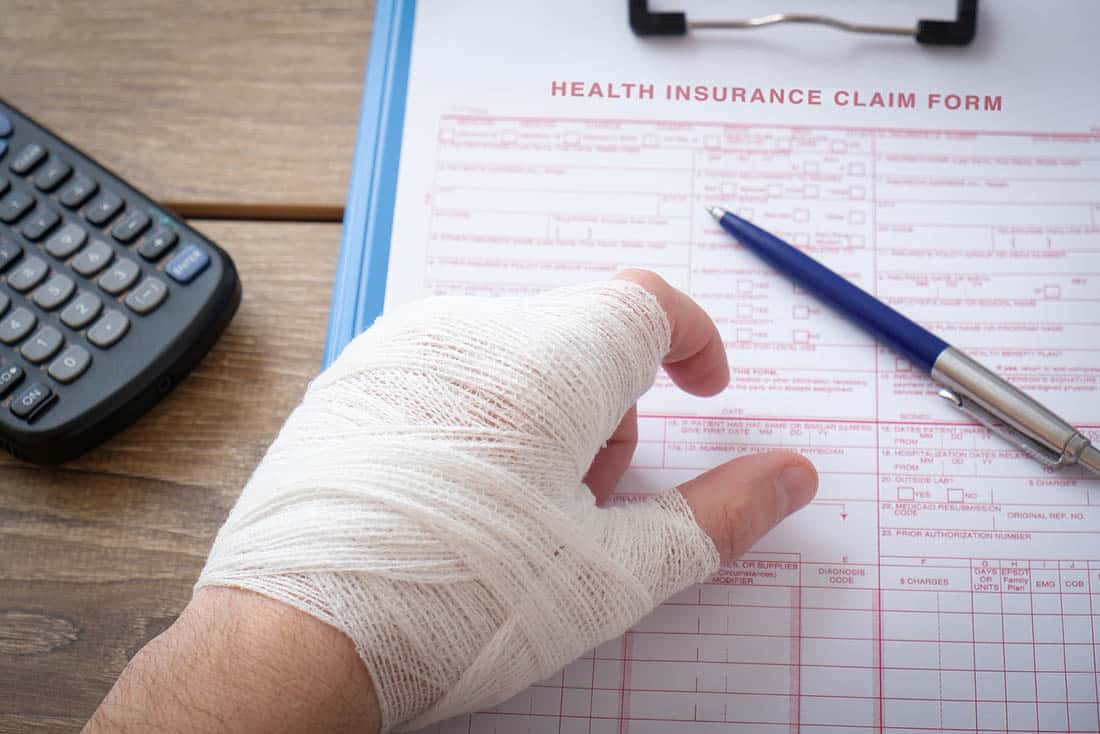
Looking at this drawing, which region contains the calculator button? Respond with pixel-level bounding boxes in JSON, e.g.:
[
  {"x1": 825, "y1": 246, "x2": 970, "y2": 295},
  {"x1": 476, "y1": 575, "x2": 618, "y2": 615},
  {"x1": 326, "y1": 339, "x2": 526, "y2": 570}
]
[
  {"x1": 165, "y1": 244, "x2": 210, "y2": 284},
  {"x1": 60, "y1": 291, "x2": 102, "y2": 330},
  {"x1": 33, "y1": 273, "x2": 76, "y2": 310},
  {"x1": 0, "y1": 365, "x2": 24, "y2": 400},
  {"x1": 0, "y1": 306, "x2": 36, "y2": 344},
  {"x1": 111, "y1": 209, "x2": 150, "y2": 243},
  {"x1": 44, "y1": 222, "x2": 88, "y2": 258},
  {"x1": 48, "y1": 344, "x2": 92, "y2": 384},
  {"x1": 84, "y1": 191, "x2": 123, "y2": 226},
  {"x1": 21, "y1": 207, "x2": 60, "y2": 241},
  {"x1": 98, "y1": 257, "x2": 140, "y2": 294},
  {"x1": 0, "y1": 291, "x2": 8, "y2": 317},
  {"x1": 0, "y1": 237, "x2": 22, "y2": 271},
  {"x1": 10, "y1": 382, "x2": 54, "y2": 421},
  {"x1": 70, "y1": 239, "x2": 113, "y2": 276},
  {"x1": 0, "y1": 112, "x2": 11, "y2": 137},
  {"x1": 33, "y1": 158, "x2": 72, "y2": 192},
  {"x1": 59, "y1": 174, "x2": 98, "y2": 209},
  {"x1": 125, "y1": 277, "x2": 168, "y2": 315},
  {"x1": 0, "y1": 188, "x2": 35, "y2": 224},
  {"x1": 19, "y1": 326, "x2": 63, "y2": 364},
  {"x1": 138, "y1": 226, "x2": 178, "y2": 261},
  {"x1": 6, "y1": 255, "x2": 49, "y2": 292},
  {"x1": 9, "y1": 142, "x2": 47, "y2": 175},
  {"x1": 87, "y1": 309, "x2": 129, "y2": 348}
]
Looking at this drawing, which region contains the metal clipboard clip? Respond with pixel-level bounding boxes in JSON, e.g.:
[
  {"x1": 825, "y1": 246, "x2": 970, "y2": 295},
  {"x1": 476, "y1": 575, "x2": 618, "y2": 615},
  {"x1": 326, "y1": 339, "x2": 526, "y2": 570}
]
[{"x1": 630, "y1": 0, "x2": 979, "y2": 45}]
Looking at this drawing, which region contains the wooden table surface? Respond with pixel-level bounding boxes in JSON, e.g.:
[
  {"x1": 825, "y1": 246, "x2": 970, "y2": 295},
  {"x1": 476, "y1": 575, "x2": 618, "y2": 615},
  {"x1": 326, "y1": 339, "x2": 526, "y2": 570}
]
[{"x1": 0, "y1": 3, "x2": 374, "y2": 731}]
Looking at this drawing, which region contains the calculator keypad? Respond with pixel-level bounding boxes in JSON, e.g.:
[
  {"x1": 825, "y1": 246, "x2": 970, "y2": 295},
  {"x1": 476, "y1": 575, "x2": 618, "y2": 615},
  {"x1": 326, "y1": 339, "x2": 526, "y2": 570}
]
[
  {"x1": 1, "y1": 101, "x2": 231, "y2": 435},
  {"x1": 34, "y1": 158, "x2": 72, "y2": 192},
  {"x1": 86, "y1": 310, "x2": 129, "y2": 349},
  {"x1": 10, "y1": 382, "x2": 52, "y2": 419},
  {"x1": 0, "y1": 307, "x2": 36, "y2": 344},
  {"x1": 7, "y1": 255, "x2": 48, "y2": 292},
  {"x1": 20, "y1": 325, "x2": 63, "y2": 364},
  {"x1": 9, "y1": 143, "x2": 46, "y2": 175},
  {"x1": 60, "y1": 291, "x2": 102, "y2": 330},
  {"x1": 45, "y1": 222, "x2": 87, "y2": 258}
]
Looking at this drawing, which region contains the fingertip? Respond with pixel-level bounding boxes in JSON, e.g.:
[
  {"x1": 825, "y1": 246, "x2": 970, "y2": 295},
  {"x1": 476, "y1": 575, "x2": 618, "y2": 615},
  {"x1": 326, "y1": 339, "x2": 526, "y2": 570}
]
[
  {"x1": 613, "y1": 269, "x2": 729, "y2": 397},
  {"x1": 775, "y1": 455, "x2": 818, "y2": 515},
  {"x1": 665, "y1": 330, "x2": 729, "y2": 396}
]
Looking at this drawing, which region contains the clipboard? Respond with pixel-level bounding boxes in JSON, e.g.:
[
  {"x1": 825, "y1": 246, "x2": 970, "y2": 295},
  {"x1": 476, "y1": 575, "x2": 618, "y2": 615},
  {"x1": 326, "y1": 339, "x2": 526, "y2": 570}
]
[
  {"x1": 323, "y1": 0, "x2": 981, "y2": 367},
  {"x1": 324, "y1": 0, "x2": 417, "y2": 367}
]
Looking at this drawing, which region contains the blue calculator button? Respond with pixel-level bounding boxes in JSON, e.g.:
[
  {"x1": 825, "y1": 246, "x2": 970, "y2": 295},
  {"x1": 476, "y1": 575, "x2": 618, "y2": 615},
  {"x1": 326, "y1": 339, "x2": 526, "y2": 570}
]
[
  {"x1": 165, "y1": 243, "x2": 210, "y2": 284},
  {"x1": 0, "y1": 112, "x2": 11, "y2": 137}
]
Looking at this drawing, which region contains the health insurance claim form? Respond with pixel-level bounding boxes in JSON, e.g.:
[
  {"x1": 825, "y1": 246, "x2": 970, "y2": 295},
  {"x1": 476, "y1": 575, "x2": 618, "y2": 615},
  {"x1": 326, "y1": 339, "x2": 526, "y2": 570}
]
[{"x1": 380, "y1": 1, "x2": 1100, "y2": 732}]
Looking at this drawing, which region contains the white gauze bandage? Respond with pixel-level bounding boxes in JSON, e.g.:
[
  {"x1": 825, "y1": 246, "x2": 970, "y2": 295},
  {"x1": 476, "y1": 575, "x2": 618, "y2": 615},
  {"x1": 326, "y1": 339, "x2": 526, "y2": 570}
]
[{"x1": 197, "y1": 280, "x2": 720, "y2": 731}]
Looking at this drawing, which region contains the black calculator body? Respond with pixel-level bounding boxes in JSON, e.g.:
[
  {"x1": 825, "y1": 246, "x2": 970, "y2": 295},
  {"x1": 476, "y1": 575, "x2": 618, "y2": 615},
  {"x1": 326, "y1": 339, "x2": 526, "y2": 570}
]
[{"x1": 0, "y1": 99, "x2": 241, "y2": 464}]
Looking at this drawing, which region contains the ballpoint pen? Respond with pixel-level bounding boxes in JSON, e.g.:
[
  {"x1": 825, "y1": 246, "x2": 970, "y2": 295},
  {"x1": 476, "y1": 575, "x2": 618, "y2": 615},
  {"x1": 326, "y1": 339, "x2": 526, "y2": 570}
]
[{"x1": 706, "y1": 205, "x2": 1100, "y2": 478}]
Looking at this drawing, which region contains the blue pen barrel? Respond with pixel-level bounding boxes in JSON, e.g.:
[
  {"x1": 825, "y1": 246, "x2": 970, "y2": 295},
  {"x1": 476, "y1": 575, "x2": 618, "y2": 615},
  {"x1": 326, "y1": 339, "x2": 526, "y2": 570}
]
[{"x1": 719, "y1": 212, "x2": 950, "y2": 373}]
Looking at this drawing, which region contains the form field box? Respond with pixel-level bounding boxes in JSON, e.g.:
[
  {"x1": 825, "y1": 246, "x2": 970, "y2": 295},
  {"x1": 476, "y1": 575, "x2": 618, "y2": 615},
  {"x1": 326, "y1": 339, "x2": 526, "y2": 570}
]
[
  {"x1": 736, "y1": 328, "x2": 752, "y2": 343},
  {"x1": 736, "y1": 280, "x2": 753, "y2": 295},
  {"x1": 1043, "y1": 284, "x2": 1061, "y2": 299},
  {"x1": 738, "y1": 206, "x2": 754, "y2": 219},
  {"x1": 500, "y1": 130, "x2": 517, "y2": 144},
  {"x1": 642, "y1": 134, "x2": 658, "y2": 147},
  {"x1": 721, "y1": 181, "x2": 737, "y2": 196},
  {"x1": 793, "y1": 208, "x2": 810, "y2": 223},
  {"x1": 736, "y1": 303, "x2": 753, "y2": 319},
  {"x1": 793, "y1": 233, "x2": 810, "y2": 246},
  {"x1": 848, "y1": 162, "x2": 867, "y2": 176},
  {"x1": 831, "y1": 141, "x2": 847, "y2": 154},
  {"x1": 705, "y1": 135, "x2": 720, "y2": 148},
  {"x1": 768, "y1": 184, "x2": 782, "y2": 197},
  {"x1": 803, "y1": 161, "x2": 820, "y2": 175},
  {"x1": 851, "y1": 234, "x2": 866, "y2": 247},
  {"x1": 895, "y1": 357, "x2": 912, "y2": 372},
  {"x1": 948, "y1": 489, "x2": 965, "y2": 503},
  {"x1": 563, "y1": 132, "x2": 580, "y2": 145},
  {"x1": 793, "y1": 305, "x2": 811, "y2": 320},
  {"x1": 850, "y1": 185, "x2": 866, "y2": 199},
  {"x1": 898, "y1": 487, "x2": 915, "y2": 501},
  {"x1": 793, "y1": 329, "x2": 810, "y2": 344},
  {"x1": 849, "y1": 210, "x2": 866, "y2": 225},
  {"x1": 804, "y1": 184, "x2": 820, "y2": 198}
]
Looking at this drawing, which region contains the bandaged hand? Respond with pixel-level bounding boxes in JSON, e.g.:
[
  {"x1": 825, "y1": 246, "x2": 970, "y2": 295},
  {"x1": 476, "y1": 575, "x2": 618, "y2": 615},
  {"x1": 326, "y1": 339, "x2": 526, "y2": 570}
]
[{"x1": 195, "y1": 270, "x2": 818, "y2": 731}]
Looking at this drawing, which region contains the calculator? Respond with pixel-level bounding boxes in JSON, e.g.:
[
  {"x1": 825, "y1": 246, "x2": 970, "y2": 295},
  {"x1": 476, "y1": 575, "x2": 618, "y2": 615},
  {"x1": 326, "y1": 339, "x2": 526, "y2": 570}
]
[{"x1": 0, "y1": 99, "x2": 241, "y2": 464}]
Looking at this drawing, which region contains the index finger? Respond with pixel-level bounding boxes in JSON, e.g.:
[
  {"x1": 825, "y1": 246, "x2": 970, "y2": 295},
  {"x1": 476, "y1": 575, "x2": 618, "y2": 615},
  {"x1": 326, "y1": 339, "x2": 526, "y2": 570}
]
[{"x1": 614, "y1": 269, "x2": 729, "y2": 396}]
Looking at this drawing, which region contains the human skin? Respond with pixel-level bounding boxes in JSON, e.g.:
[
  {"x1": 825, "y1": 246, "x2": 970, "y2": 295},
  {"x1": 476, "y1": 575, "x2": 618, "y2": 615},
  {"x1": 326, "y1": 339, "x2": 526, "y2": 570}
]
[{"x1": 84, "y1": 270, "x2": 818, "y2": 733}]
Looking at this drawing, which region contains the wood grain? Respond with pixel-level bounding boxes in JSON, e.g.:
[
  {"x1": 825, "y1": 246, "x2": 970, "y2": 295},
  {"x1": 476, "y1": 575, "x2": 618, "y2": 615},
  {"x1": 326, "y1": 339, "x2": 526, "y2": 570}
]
[
  {"x1": 0, "y1": 220, "x2": 341, "y2": 733},
  {"x1": 2, "y1": 1, "x2": 374, "y2": 214}
]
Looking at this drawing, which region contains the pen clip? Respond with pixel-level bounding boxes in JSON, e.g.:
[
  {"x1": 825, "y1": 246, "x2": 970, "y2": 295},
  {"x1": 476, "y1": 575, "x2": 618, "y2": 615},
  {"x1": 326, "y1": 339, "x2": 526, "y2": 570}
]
[{"x1": 938, "y1": 389, "x2": 1066, "y2": 468}]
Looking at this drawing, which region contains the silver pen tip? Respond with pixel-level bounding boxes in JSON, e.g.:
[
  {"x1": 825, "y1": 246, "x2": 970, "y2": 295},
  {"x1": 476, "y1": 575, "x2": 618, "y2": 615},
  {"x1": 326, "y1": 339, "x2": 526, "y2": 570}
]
[{"x1": 705, "y1": 205, "x2": 727, "y2": 221}]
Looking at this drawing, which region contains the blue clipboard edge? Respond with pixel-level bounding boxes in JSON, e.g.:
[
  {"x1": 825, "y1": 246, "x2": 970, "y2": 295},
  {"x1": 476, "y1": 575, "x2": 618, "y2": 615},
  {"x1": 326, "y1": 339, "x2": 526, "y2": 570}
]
[{"x1": 323, "y1": 0, "x2": 417, "y2": 367}]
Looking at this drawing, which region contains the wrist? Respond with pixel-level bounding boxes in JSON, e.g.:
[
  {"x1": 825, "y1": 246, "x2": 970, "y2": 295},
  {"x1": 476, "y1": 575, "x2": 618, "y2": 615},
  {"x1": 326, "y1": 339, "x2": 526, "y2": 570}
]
[{"x1": 86, "y1": 587, "x2": 380, "y2": 734}]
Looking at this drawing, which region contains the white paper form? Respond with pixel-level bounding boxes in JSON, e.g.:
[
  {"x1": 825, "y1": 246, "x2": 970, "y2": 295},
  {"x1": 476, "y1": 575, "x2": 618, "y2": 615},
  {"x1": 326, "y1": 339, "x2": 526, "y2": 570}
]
[{"x1": 379, "y1": 2, "x2": 1100, "y2": 731}]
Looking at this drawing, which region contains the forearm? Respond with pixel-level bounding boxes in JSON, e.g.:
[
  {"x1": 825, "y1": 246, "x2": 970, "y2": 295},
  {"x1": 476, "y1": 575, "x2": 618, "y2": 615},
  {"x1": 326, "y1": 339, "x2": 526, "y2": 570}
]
[{"x1": 85, "y1": 587, "x2": 380, "y2": 734}]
